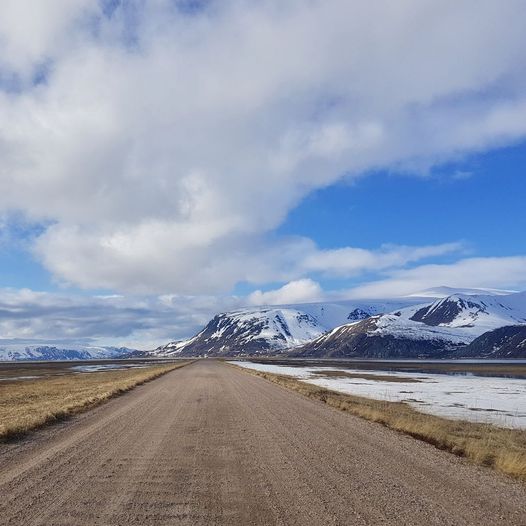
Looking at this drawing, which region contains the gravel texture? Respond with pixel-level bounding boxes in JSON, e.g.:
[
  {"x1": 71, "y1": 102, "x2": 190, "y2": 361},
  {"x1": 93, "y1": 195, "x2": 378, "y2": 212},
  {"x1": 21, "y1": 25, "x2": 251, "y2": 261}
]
[{"x1": 0, "y1": 360, "x2": 525, "y2": 525}]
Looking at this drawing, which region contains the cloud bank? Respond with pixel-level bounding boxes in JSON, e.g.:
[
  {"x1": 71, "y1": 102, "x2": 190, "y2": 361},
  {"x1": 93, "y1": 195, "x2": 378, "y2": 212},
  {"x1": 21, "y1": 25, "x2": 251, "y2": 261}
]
[
  {"x1": 0, "y1": 1, "x2": 526, "y2": 293},
  {"x1": 0, "y1": 288, "x2": 242, "y2": 349},
  {"x1": 3, "y1": 250, "x2": 526, "y2": 348}
]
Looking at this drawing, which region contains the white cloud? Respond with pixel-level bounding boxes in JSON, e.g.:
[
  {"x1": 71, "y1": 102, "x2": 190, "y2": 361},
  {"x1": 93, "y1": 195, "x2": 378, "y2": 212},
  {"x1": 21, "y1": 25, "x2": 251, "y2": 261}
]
[
  {"x1": 0, "y1": 2, "x2": 525, "y2": 292},
  {"x1": 34, "y1": 227, "x2": 463, "y2": 294},
  {"x1": 301, "y1": 242, "x2": 463, "y2": 277},
  {"x1": 0, "y1": 0, "x2": 95, "y2": 80},
  {"x1": 248, "y1": 279, "x2": 323, "y2": 306},
  {"x1": 0, "y1": 287, "x2": 245, "y2": 349},
  {"x1": 346, "y1": 256, "x2": 526, "y2": 298}
]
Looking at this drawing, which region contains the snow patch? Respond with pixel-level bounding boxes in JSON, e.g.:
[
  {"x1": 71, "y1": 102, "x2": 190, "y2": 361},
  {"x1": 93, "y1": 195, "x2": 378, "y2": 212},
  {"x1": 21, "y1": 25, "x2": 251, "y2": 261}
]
[{"x1": 233, "y1": 361, "x2": 526, "y2": 429}]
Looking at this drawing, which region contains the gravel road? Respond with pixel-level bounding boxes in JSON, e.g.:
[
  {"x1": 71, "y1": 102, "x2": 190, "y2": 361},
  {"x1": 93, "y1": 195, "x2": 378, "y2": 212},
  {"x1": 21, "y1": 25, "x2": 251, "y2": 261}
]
[{"x1": 0, "y1": 360, "x2": 525, "y2": 525}]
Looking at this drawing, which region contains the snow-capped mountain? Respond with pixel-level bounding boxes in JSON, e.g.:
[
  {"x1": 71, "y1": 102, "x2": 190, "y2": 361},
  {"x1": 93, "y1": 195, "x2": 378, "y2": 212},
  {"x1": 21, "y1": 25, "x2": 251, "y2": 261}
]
[
  {"x1": 153, "y1": 289, "x2": 526, "y2": 359},
  {"x1": 152, "y1": 298, "x2": 424, "y2": 358},
  {"x1": 458, "y1": 325, "x2": 526, "y2": 359},
  {"x1": 277, "y1": 289, "x2": 508, "y2": 330},
  {"x1": 409, "y1": 292, "x2": 526, "y2": 336},
  {"x1": 153, "y1": 308, "x2": 326, "y2": 357},
  {"x1": 290, "y1": 312, "x2": 468, "y2": 359},
  {"x1": 0, "y1": 345, "x2": 137, "y2": 361},
  {"x1": 154, "y1": 339, "x2": 193, "y2": 356},
  {"x1": 292, "y1": 291, "x2": 526, "y2": 359},
  {"x1": 283, "y1": 298, "x2": 422, "y2": 328}
]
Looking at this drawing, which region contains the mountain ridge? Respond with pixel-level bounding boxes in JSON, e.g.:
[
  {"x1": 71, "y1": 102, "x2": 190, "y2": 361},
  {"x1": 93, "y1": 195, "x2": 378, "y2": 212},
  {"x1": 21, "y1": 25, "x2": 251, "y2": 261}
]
[
  {"x1": 293, "y1": 291, "x2": 526, "y2": 359},
  {"x1": 152, "y1": 297, "x2": 426, "y2": 357},
  {"x1": 154, "y1": 290, "x2": 526, "y2": 359},
  {"x1": 154, "y1": 308, "x2": 326, "y2": 357}
]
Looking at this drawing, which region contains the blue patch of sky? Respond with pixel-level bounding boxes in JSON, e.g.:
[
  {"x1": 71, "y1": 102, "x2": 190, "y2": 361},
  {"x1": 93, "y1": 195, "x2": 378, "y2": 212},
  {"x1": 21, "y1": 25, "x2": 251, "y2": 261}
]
[
  {"x1": 90, "y1": 0, "x2": 142, "y2": 50},
  {"x1": 0, "y1": 69, "x2": 22, "y2": 93},
  {"x1": 0, "y1": 60, "x2": 51, "y2": 94},
  {"x1": 175, "y1": 0, "x2": 212, "y2": 15},
  {"x1": 100, "y1": 0, "x2": 121, "y2": 18},
  {"x1": 0, "y1": 245, "x2": 53, "y2": 291},
  {"x1": 0, "y1": 219, "x2": 110, "y2": 295},
  {"x1": 278, "y1": 141, "x2": 526, "y2": 259},
  {"x1": 0, "y1": 220, "x2": 49, "y2": 290},
  {"x1": 100, "y1": 0, "x2": 210, "y2": 18},
  {"x1": 95, "y1": 0, "x2": 211, "y2": 48},
  {"x1": 32, "y1": 60, "x2": 52, "y2": 87}
]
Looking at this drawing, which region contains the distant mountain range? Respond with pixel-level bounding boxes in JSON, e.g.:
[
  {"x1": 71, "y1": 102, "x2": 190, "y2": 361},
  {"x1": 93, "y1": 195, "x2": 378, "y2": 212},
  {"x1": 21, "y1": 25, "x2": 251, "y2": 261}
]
[
  {"x1": 0, "y1": 345, "x2": 137, "y2": 361},
  {"x1": 153, "y1": 289, "x2": 526, "y2": 359},
  {"x1": 152, "y1": 297, "x2": 428, "y2": 357},
  {"x1": 3, "y1": 288, "x2": 525, "y2": 361}
]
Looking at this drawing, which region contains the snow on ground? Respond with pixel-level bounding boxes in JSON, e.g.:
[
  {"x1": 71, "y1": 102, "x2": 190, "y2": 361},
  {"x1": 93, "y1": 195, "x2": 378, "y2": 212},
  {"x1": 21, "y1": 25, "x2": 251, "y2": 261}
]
[
  {"x1": 70, "y1": 363, "x2": 149, "y2": 373},
  {"x1": 232, "y1": 361, "x2": 526, "y2": 429}
]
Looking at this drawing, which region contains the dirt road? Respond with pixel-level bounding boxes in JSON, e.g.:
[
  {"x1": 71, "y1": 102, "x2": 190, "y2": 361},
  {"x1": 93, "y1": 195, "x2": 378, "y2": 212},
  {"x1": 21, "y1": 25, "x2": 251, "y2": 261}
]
[{"x1": 0, "y1": 360, "x2": 524, "y2": 525}]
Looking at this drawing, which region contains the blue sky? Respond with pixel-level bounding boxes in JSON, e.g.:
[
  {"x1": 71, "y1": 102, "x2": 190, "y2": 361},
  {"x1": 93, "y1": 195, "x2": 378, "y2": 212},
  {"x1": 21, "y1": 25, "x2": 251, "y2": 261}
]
[
  {"x1": 236, "y1": 141, "x2": 526, "y2": 295},
  {"x1": 280, "y1": 142, "x2": 526, "y2": 255},
  {"x1": 0, "y1": 1, "x2": 526, "y2": 347}
]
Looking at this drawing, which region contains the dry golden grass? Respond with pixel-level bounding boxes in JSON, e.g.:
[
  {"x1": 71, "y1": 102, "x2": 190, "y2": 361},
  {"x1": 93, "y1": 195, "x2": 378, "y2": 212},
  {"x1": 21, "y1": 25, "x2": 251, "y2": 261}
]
[
  {"x1": 0, "y1": 362, "x2": 189, "y2": 440},
  {"x1": 236, "y1": 366, "x2": 526, "y2": 481}
]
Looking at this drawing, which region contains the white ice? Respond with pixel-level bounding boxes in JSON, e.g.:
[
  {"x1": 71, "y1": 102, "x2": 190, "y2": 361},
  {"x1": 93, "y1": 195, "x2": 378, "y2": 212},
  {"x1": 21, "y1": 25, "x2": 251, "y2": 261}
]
[{"x1": 232, "y1": 361, "x2": 526, "y2": 429}]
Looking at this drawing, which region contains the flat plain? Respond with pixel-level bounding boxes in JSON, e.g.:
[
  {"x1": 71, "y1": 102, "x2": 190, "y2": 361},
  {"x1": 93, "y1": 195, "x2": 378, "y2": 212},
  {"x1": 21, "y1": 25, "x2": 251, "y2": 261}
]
[
  {"x1": 1, "y1": 360, "x2": 525, "y2": 525},
  {"x1": 0, "y1": 361, "x2": 185, "y2": 440}
]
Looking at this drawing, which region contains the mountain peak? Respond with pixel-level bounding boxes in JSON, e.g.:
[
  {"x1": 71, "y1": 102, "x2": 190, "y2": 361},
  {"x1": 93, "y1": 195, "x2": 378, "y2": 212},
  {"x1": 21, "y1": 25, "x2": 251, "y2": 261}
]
[
  {"x1": 409, "y1": 292, "x2": 526, "y2": 331},
  {"x1": 153, "y1": 308, "x2": 326, "y2": 357}
]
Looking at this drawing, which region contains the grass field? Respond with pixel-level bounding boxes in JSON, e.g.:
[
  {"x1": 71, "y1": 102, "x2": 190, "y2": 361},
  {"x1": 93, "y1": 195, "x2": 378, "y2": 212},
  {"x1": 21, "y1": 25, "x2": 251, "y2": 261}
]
[
  {"x1": 0, "y1": 362, "x2": 189, "y2": 440},
  {"x1": 235, "y1": 365, "x2": 526, "y2": 481}
]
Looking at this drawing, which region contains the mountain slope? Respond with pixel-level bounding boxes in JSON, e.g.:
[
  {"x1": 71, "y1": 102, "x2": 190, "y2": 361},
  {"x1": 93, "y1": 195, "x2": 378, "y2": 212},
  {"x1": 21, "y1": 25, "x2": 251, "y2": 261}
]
[
  {"x1": 457, "y1": 325, "x2": 526, "y2": 358},
  {"x1": 154, "y1": 308, "x2": 326, "y2": 357},
  {"x1": 292, "y1": 291, "x2": 526, "y2": 359},
  {"x1": 290, "y1": 313, "x2": 467, "y2": 359},
  {"x1": 409, "y1": 293, "x2": 526, "y2": 335}
]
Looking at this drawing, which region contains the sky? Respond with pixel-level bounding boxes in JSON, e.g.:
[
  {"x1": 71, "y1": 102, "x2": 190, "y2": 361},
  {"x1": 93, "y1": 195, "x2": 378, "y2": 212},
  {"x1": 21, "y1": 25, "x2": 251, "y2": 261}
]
[{"x1": 0, "y1": 0, "x2": 526, "y2": 349}]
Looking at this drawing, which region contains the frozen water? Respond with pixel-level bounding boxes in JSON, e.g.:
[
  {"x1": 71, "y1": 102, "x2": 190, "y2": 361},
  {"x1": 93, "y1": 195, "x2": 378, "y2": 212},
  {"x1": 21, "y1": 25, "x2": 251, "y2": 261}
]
[{"x1": 232, "y1": 361, "x2": 526, "y2": 429}]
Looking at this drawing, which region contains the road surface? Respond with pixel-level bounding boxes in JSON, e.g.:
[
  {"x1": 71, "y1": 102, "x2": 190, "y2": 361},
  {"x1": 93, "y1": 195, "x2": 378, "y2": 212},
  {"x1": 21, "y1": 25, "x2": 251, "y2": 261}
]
[{"x1": 0, "y1": 360, "x2": 525, "y2": 525}]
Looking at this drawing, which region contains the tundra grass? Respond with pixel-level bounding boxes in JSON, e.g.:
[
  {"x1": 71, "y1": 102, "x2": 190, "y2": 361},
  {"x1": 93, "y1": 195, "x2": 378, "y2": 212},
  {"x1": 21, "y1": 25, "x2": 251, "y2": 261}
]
[
  {"x1": 0, "y1": 362, "x2": 189, "y2": 440},
  {"x1": 235, "y1": 365, "x2": 526, "y2": 481}
]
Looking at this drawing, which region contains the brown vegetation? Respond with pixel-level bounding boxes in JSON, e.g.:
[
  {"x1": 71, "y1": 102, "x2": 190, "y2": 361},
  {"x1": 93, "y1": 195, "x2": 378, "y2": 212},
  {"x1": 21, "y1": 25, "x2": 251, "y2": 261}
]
[
  {"x1": 246, "y1": 358, "x2": 526, "y2": 378},
  {"x1": 0, "y1": 362, "x2": 189, "y2": 440},
  {"x1": 235, "y1": 365, "x2": 526, "y2": 481},
  {"x1": 310, "y1": 370, "x2": 422, "y2": 382}
]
